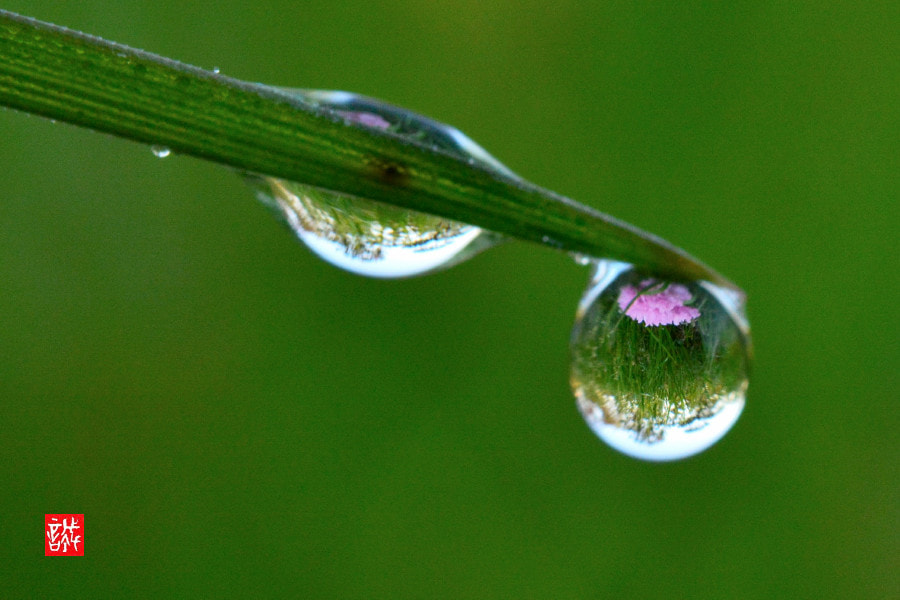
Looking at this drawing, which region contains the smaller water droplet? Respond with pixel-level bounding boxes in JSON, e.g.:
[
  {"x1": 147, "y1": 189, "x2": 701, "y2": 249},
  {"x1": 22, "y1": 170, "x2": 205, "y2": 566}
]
[
  {"x1": 570, "y1": 260, "x2": 751, "y2": 461},
  {"x1": 541, "y1": 235, "x2": 563, "y2": 250},
  {"x1": 247, "y1": 90, "x2": 515, "y2": 278},
  {"x1": 212, "y1": 66, "x2": 220, "y2": 74},
  {"x1": 570, "y1": 252, "x2": 591, "y2": 266},
  {"x1": 151, "y1": 145, "x2": 171, "y2": 158}
]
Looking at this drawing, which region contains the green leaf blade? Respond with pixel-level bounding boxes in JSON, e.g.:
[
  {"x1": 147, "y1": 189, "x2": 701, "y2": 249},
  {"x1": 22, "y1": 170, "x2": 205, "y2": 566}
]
[{"x1": 0, "y1": 9, "x2": 734, "y2": 288}]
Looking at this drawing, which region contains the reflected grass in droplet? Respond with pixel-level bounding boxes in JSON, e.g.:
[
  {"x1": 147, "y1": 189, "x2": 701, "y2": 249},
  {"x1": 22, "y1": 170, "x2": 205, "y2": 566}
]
[{"x1": 248, "y1": 176, "x2": 494, "y2": 278}]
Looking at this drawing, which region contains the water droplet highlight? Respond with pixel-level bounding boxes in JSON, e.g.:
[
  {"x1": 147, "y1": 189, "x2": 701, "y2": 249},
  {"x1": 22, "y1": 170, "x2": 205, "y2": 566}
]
[
  {"x1": 570, "y1": 260, "x2": 751, "y2": 461},
  {"x1": 151, "y1": 145, "x2": 171, "y2": 158},
  {"x1": 247, "y1": 90, "x2": 515, "y2": 278}
]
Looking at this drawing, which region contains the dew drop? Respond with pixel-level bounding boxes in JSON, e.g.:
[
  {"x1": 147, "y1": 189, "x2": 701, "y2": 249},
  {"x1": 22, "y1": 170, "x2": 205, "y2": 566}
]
[
  {"x1": 212, "y1": 66, "x2": 221, "y2": 74},
  {"x1": 247, "y1": 90, "x2": 515, "y2": 278},
  {"x1": 570, "y1": 252, "x2": 592, "y2": 266},
  {"x1": 151, "y1": 145, "x2": 171, "y2": 158},
  {"x1": 540, "y1": 235, "x2": 564, "y2": 250},
  {"x1": 570, "y1": 260, "x2": 751, "y2": 461}
]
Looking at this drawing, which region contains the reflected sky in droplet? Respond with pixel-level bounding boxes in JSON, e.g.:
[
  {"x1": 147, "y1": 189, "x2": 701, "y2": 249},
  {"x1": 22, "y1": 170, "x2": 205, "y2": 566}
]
[
  {"x1": 576, "y1": 388, "x2": 746, "y2": 462},
  {"x1": 299, "y1": 228, "x2": 483, "y2": 278}
]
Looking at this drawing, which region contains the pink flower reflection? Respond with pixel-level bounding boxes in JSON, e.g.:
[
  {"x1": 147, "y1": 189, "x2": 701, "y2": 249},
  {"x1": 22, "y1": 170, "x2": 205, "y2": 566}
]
[
  {"x1": 338, "y1": 110, "x2": 392, "y2": 130},
  {"x1": 617, "y1": 280, "x2": 700, "y2": 327}
]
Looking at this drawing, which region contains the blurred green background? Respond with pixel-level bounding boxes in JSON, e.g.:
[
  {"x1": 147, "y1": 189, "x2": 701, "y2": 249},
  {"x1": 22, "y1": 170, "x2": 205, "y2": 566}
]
[{"x1": 1, "y1": 1, "x2": 896, "y2": 598}]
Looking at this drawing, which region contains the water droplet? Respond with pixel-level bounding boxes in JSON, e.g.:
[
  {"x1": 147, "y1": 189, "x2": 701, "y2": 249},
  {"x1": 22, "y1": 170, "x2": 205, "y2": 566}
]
[
  {"x1": 570, "y1": 260, "x2": 751, "y2": 461},
  {"x1": 151, "y1": 145, "x2": 171, "y2": 158},
  {"x1": 248, "y1": 90, "x2": 515, "y2": 278},
  {"x1": 570, "y1": 252, "x2": 592, "y2": 266},
  {"x1": 541, "y1": 235, "x2": 563, "y2": 250},
  {"x1": 212, "y1": 66, "x2": 220, "y2": 74}
]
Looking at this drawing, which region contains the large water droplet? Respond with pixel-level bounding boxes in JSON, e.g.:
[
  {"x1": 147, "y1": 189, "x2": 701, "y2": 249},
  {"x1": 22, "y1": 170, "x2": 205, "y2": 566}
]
[
  {"x1": 247, "y1": 90, "x2": 514, "y2": 278},
  {"x1": 570, "y1": 260, "x2": 751, "y2": 461},
  {"x1": 151, "y1": 145, "x2": 171, "y2": 158}
]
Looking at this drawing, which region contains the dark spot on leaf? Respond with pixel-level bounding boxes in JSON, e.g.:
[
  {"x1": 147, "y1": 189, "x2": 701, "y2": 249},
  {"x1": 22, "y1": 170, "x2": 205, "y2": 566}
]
[{"x1": 367, "y1": 157, "x2": 409, "y2": 187}]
